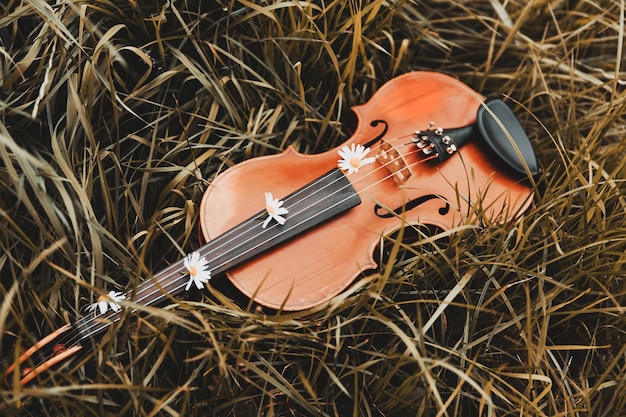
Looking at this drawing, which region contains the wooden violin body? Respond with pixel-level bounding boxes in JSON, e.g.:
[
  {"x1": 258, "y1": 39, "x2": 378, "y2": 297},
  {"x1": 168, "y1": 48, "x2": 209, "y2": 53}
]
[
  {"x1": 4, "y1": 71, "x2": 537, "y2": 387},
  {"x1": 200, "y1": 71, "x2": 535, "y2": 310}
]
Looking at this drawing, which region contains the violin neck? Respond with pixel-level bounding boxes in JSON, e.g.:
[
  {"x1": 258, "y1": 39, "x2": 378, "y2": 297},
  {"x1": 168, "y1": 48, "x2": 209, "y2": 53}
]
[
  {"x1": 5, "y1": 168, "x2": 360, "y2": 387},
  {"x1": 75, "y1": 168, "x2": 361, "y2": 341}
]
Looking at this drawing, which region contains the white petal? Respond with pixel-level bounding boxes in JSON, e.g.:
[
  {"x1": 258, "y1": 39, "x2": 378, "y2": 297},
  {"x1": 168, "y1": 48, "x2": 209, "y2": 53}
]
[
  {"x1": 361, "y1": 156, "x2": 376, "y2": 166},
  {"x1": 338, "y1": 160, "x2": 352, "y2": 171},
  {"x1": 109, "y1": 291, "x2": 124, "y2": 303},
  {"x1": 356, "y1": 145, "x2": 369, "y2": 157},
  {"x1": 98, "y1": 301, "x2": 108, "y2": 315}
]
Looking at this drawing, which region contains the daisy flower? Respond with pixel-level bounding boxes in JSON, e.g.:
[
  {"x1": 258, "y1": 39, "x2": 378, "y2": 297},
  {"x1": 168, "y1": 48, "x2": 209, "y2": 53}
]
[
  {"x1": 87, "y1": 290, "x2": 125, "y2": 315},
  {"x1": 184, "y1": 251, "x2": 211, "y2": 291},
  {"x1": 263, "y1": 192, "x2": 289, "y2": 228},
  {"x1": 338, "y1": 143, "x2": 376, "y2": 174}
]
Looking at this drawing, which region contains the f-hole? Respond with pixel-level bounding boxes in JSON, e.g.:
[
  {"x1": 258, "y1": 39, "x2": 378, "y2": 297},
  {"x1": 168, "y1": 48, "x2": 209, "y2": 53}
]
[
  {"x1": 363, "y1": 120, "x2": 388, "y2": 148},
  {"x1": 374, "y1": 195, "x2": 451, "y2": 219}
]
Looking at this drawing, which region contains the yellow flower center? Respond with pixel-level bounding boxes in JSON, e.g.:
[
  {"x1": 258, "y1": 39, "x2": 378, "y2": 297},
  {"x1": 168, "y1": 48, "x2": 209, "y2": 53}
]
[
  {"x1": 267, "y1": 205, "x2": 275, "y2": 215},
  {"x1": 97, "y1": 294, "x2": 108, "y2": 303},
  {"x1": 350, "y1": 157, "x2": 361, "y2": 168},
  {"x1": 188, "y1": 265, "x2": 197, "y2": 277}
]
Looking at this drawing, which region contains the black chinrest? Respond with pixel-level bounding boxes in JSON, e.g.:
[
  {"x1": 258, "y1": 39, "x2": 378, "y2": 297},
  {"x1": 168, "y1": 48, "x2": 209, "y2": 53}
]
[
  {"x1": 477, "y1": 99, "x2": 538, "y2": 177},
  {"x1": 413, "y1": 98, "x2": 539, "y2": 179}
]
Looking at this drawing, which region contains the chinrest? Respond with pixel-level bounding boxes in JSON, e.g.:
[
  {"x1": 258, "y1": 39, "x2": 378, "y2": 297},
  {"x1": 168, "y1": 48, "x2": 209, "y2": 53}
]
[
  {"x1": 413, "y1": 98, "x2": 538, "y2": 179},
  {"x1": 477, "y1": 99, "x2": 539, "y2": 177}
]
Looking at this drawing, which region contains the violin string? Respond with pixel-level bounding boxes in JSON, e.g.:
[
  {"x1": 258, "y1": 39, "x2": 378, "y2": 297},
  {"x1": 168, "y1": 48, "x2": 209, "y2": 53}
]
[
  {"x1": 108, "y1": 134, "x2": 427, "y2": 312},
  {"x1": 44, "y1": 167, "x2": 345, "y2": 352},
  {"x1": 41, "y1": 135, "x2": 435, "y2": 359},
  {"x1": 70, "y1": 135, "x2": 437, "y2": 342},
  {"x1": 161, "y1": 146, "x2": 440, "y2": 298},
  {"x1": 26, "y1": 142, "x2": 442, "y2": 381},
  {"x1": 58, "y1": 135, "x2": 431, "y2": 350},
  {"x1": 38, "y1": 134, "x2": 431, "y2": 362}
]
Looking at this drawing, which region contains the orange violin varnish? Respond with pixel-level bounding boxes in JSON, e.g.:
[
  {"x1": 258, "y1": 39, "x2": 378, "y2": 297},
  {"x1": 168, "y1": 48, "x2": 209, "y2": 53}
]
[
  {"x1": 199, "y1": 72, "x2": 535, "y2": 310},
  {"x1": 4, "y1": 71, "x2": 537, "y2": 387}
]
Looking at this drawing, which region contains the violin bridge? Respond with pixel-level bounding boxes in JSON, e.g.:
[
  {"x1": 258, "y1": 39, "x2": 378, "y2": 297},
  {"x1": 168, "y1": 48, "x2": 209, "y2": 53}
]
[{"x1": 376, "y1": 140, "x2": 411, "y2": 186}]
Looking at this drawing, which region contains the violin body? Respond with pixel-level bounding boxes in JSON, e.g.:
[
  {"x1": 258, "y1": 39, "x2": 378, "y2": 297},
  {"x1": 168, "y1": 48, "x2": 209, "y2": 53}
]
[
  {"x1": 200, "y1": 72, "x2": 534, "y2": 310},
  {"x1": 4, "y1": 71, "x2": 536, "y2": 387}
]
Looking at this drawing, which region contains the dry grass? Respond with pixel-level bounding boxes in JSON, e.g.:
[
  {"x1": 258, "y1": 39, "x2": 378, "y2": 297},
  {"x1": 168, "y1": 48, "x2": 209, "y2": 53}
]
[{"x1": 1, "y1": 0, "x2": 625, "y2": 415}]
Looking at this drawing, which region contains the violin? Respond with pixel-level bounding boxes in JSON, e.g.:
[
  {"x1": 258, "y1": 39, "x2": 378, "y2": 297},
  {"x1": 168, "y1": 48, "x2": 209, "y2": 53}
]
[{"x1": 3, "y1": 71, "x2": 538, "y2": 387}]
